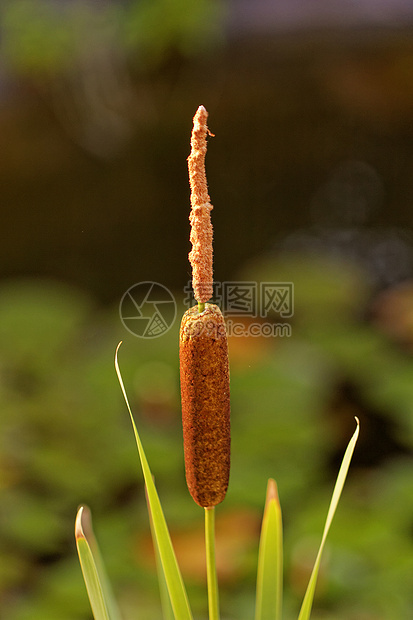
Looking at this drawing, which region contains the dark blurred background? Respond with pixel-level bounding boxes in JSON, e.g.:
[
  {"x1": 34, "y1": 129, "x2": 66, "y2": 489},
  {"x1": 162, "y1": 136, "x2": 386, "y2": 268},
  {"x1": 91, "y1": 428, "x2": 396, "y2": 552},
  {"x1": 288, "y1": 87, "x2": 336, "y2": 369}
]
[{"x1": 1, "y1": 1, "x2": 413, "y2": 619}]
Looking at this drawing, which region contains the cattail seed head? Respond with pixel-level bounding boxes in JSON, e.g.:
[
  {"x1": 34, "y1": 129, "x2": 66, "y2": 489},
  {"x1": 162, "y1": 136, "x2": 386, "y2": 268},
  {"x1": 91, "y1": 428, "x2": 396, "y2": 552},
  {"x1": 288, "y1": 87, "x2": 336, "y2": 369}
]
[{"x1": 179, "y1": 304, "x2": 230, "y2": 507}]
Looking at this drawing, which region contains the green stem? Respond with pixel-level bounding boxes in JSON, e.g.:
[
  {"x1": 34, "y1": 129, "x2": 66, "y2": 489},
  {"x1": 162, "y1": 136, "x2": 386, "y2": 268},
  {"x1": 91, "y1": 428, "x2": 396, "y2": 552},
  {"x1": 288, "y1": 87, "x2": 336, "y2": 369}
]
[
  {"x1": 205, "y1": 507, "x2": 220, "y2": 620},
  {"x1": 198, "y1": 302, "x2": 205, "y2": 313}
]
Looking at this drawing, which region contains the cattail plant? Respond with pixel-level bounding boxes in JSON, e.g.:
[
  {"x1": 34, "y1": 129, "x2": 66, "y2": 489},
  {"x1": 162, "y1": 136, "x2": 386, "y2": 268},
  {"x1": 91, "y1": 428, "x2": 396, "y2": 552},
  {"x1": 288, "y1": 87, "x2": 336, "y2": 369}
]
[
  {"x1": 179, "y1": 106, "x2": 231, "y2": 619},
  {"x1": 180, "y1": 105, "x2": 231, "y2": 510},
  {"x1": 75, "y1": 106, "x2": 360, "y2": 620}
]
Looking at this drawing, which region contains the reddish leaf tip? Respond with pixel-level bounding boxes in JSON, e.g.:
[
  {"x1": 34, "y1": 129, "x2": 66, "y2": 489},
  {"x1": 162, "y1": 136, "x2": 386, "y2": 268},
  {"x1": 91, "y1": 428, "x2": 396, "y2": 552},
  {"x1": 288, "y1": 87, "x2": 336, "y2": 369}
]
[
  {"x1": 75, "y1": 505, "x2": 93, "y2": 541},
  {"x1": 265, "y1": 478, "x2": 280, "y2": 508},
  {"x1": 75, "y1": 506, "x2": 85, "y2": 541}
]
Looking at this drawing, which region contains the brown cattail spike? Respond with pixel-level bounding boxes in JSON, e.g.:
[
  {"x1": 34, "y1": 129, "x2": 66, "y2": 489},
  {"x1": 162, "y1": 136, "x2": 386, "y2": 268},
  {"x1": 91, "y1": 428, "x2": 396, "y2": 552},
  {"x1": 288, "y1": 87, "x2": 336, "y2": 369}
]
[
  {"x1": 179, "y1": 304, "x2": 231, "y2": 507},
  {"x1": 188, "y1": 105, "x2": 214, "y2": 304}
]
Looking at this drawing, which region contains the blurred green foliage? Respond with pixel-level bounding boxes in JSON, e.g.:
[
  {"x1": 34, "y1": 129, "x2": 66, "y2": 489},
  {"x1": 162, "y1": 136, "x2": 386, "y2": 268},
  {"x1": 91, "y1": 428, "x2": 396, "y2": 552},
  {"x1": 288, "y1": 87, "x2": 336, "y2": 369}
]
[
  {"x1": 0, "y1": 256, "x2": 412, "y2": 619},
  {"x1": 1, "y1": 0, "x2": 225, "y2": 76}
]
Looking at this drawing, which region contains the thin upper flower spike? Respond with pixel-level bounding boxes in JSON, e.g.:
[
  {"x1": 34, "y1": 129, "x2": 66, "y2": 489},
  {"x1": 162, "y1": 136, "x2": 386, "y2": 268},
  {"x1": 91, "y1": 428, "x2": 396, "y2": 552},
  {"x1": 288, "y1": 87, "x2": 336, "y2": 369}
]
[{"x1": 187, "y1": 105, "x2": 214, "y2": 304}]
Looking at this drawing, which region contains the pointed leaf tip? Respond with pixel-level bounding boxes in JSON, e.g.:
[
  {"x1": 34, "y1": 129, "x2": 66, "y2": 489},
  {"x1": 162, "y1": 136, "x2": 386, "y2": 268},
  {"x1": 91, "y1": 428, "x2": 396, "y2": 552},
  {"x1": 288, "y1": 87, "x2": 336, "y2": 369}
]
[
  {"x1": 265, "y1": 479, "x2": 279, "y2": 505},
  {"x1": 75, "y1": 505, "x2": 94, "y2": 541},
  {"x1": 75, "y1": 506, "x2": 85, "y2": 541}
]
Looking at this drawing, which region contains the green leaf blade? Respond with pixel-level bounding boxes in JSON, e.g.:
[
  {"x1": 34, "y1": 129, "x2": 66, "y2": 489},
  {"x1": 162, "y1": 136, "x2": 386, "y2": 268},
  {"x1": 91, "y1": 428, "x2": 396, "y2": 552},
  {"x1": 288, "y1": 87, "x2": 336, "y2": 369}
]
[
  {"x1": 297, "y1": 418, "x2": 360, "y2": 620},
  {"x1": 145, "y1": 484, "x2": 175, "y2": 620},
  {"x1": 75, "y1": 506, "x2": 121, "y2": 620},
  {"x1": 255, "y1": 479, "x2": 283, "y2": 620},
  {"x1": 115, "y1": 343, "x2": 193, "y2": 620}
]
